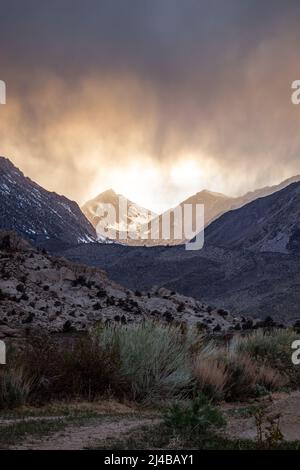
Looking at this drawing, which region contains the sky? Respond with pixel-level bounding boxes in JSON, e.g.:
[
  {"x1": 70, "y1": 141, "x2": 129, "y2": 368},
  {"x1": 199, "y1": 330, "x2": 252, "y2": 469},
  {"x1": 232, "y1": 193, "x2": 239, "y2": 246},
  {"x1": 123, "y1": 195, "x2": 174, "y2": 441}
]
[{"x1": 1, "y1": 0, "x2": 300, "y2": 212}]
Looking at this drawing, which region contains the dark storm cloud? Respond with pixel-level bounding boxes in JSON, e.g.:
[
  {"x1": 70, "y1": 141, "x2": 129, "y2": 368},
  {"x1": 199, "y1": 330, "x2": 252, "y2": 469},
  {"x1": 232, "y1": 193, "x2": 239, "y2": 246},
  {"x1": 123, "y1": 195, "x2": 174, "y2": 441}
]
[
  {"x1": 0, "y1": 0, "x2": 295, "y2": 78},
  {"x1": 1, "y1": 0, "x2": 300, "y2": 206}
]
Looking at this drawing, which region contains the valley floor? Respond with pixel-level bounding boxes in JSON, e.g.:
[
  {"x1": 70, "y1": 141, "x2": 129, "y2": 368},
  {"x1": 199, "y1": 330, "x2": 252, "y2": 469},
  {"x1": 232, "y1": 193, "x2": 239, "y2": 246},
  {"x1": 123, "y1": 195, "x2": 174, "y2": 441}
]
[{"x1": 1, "y1": 393, "x2": 300, "y2": 450}]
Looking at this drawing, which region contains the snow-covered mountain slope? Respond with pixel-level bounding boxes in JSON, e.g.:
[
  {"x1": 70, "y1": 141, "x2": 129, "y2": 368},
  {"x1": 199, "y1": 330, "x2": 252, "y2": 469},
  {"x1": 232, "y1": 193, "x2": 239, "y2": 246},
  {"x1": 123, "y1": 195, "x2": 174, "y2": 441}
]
[
  {"x1": 0, "y1": 157, "x2": 96, "y2": 249},
  {"x1": 81, "y1": 189, "x2": 157, "y2": 242}
]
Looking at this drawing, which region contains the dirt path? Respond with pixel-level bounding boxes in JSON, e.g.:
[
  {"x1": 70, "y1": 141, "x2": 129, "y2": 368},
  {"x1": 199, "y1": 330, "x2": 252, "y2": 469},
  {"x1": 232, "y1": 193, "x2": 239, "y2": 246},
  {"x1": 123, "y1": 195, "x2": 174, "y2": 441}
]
[
  {"x1": 4, "y1": 392, "x2": 300, "y2": 449},
  {"x1": 13, "y1": 416, "x2": 160, "y2": 450},
  {"x1": 0, "y1": 416, "x2": 67, "y2": 426},
  {"x1": 225, "y1": 391, "x2": 300, "y2": 442}
]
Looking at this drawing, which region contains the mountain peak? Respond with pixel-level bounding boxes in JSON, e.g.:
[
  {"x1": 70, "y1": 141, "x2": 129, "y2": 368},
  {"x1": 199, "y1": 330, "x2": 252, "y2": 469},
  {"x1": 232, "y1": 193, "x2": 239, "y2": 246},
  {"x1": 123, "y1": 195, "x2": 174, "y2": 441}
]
[
  {"x1": 99, "y1": 188, "x2": 117, "y2": 197},
  {"x1": 0, "y1": 156, "x2": 20, "y2": 172},
  {"x1": 197, "y1": 189, "x2": 230, "y2": 199},
  {"x1": 90, "y1": 188, "x2": 120, "y2": 206},
  {"x1": 0, "y1": 156, "x2": 96, "y2": 249},
  {"x1": 82, "y1": 189, "x2": 156, "y2": 242}
]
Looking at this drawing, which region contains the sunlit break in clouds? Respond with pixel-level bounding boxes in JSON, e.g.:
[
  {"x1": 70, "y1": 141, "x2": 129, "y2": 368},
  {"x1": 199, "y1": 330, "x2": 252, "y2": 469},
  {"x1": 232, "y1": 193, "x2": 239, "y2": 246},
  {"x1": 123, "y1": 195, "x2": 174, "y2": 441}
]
[{"x1": 1, "y1": 0, "x2": 300, "y2": 212}]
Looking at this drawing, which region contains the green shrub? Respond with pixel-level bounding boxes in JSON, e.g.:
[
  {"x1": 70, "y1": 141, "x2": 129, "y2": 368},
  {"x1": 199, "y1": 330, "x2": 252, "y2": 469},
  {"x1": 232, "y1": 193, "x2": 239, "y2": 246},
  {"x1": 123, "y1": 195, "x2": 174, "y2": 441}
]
[
  {"x1": 234, "y1": 329, "x2": 297, "y2": 361},
  {"x1": 163, "y1": 394, "x2": 226, "y2": 438},
  {"x1": 93, "y1": 321, "x2": 195, "y2": 402}
]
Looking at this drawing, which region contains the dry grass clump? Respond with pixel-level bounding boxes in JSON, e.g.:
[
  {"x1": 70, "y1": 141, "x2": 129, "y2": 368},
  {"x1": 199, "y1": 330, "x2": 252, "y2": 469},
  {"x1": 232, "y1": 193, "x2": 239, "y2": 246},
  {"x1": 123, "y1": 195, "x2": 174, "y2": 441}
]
[
  {"x1": 192, "y1": 338, "x2": 286, "y2": 401},
  {"x1": 256, "y1": 363, "x2": 285, "y2": 390},
  {"x1": 193, "y1": 343, "x2": 225, "y2": 400},
  {"x1": 223, "y1": 352, "x2": 285, "y2": 400},
  {"x1": 193, "y1": 358, "x2": 227, "y2": 400},
  {"x1": 234, "y1": 329, "x2": 300, "y2": 387}
]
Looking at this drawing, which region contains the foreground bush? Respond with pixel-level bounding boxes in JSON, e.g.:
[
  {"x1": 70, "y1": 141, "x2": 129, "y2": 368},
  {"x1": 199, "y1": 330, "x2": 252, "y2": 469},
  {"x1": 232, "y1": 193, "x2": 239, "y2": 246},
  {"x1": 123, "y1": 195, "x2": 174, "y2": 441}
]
[
  {"x1": 0, "y1": 367, "x2": 32, "y2": 409},
  {"x1": 234, "y1": 329, "x2": 300, "y2": 387},
  {"x1": 193, "y1": 337, "x2": 285, "y2": 401},
  {"x1": 1, "y1": 325, "x2": 297, "y2": 408},
  {"x1": 163, "y1": 394, "x2": 226, "y2": 438},
  {"x1": 93, "y1": 321, "x2": 195, "y2": 402},
  {"x1": 222, "y1": 353, "x2": 284, "y2": 400},
  {"x1": 20, "y1": 334, "x2": 123, "y2": 402},
  {"x1": 235, "y1": 329, "x2": 297, "y2": 363},
  {"x1": 193, "y1": 352, "x2": 227, "y2": 401}
]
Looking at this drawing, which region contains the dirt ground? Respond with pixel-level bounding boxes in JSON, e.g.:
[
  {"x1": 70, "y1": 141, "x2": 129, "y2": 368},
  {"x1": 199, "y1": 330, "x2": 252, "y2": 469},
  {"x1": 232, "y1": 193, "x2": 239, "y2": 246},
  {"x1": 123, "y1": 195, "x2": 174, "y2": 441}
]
[
  {"x1": 0, "y1": 393, "x2": 300, "y2": 450},
  {"x1": 224, "y1": 391, "x2": 300, "y2": 442},
  {"x1": 14, "y1": 416, "x2": 160, "y2": 450}
]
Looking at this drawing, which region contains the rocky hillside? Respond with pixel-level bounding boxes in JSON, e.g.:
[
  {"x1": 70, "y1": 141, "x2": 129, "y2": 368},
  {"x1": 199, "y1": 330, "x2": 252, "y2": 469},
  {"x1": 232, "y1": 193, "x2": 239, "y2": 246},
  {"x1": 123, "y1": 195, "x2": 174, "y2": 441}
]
[
  {"x1": 0, "y1": 231, "x2": 245, "y2": 339},
  {"x1": 205, "y1": 181, "x2": 300, "y2": 254},
  {"x1": 0, "y1": 157, "x2": 96, "y2": 250}
]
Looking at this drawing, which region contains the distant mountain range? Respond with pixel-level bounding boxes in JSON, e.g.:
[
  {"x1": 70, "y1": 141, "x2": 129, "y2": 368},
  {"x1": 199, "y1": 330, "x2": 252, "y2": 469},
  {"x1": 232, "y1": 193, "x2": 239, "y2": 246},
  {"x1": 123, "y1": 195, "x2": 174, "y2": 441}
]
[
  {"x1": 0, "y1": 157, "x2": 96, "y2": 250},
  {"x1": 82, "y1": 176, "x2": 300, "y2": 246},
  {"x1": 61, "y1": 180, "x2": 300, "y2": 321},
  {"x1": 2, "y1": 155, "x2": 300, "y2": 322}
]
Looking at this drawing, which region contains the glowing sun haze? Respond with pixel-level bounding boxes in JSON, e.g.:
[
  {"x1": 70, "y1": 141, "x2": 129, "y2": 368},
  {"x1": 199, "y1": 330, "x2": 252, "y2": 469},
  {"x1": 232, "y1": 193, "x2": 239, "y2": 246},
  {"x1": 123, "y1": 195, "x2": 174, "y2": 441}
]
[{"x1": 1, "y1": 0, "x2": 300, "y2": 213}]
